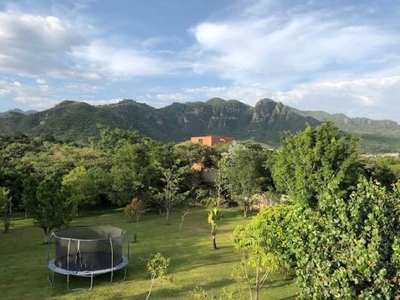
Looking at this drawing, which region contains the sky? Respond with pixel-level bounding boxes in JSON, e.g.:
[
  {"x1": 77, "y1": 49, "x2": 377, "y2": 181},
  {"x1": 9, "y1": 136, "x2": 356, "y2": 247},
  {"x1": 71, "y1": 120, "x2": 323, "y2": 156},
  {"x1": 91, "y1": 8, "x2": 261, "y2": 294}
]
[{"x1": 0, "y1": 0, "x2": 399, "y2": 122}]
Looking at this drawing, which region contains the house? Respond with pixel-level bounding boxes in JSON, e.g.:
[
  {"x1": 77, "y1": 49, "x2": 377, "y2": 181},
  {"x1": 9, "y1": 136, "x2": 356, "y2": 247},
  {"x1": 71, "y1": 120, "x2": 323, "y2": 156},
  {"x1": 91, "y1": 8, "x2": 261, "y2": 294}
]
[{"x1": 190, "y1": 135, "x2": 234, "y2": 147}]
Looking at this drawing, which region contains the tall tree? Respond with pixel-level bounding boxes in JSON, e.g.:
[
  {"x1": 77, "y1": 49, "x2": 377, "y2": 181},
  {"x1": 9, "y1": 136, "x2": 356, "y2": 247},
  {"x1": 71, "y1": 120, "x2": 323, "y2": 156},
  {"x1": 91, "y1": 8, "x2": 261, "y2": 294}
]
[
  {"x1": 0, "y1": 187, "x2": 11, "y2": 233},
  {"x1": 218, "y1": 142, "x2": 271, "y2": 216},
  {"x1": 110, "y1": 143, "x2": 153, "y2": 205},
  {"x1": 152, "y1": 163, "x2": 192, "y2": 223},
  {"x1": 271, "y1": 122, "x2": 360, "y2": 208},
  {"x1": 23, "y1": 178, "x2": 74, "y2": 242}
]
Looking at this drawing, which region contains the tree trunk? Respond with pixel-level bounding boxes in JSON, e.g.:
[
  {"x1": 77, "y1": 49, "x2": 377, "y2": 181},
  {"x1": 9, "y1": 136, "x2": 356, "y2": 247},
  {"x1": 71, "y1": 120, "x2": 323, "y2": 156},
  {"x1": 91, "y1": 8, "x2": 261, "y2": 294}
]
[
  {"x1": 212, "y1": 234, "x2": 218, "y2": 250},
  {"x1": 165, "y1": 208, "x2": 170, "y2": 224}
]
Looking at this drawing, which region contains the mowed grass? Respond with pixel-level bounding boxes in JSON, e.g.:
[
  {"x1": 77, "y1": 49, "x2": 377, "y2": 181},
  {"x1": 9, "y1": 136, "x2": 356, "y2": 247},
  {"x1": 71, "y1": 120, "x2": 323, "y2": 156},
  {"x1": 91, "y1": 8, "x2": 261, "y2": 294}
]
[{"x1": 0, "y1": 207, "x2": 297, "y2": 299}]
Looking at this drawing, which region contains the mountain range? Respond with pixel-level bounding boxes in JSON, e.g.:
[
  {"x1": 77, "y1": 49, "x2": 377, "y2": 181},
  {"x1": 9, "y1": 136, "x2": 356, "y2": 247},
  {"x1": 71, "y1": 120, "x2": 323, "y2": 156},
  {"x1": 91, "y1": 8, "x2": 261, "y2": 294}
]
[{"x1": 0, "y1": 98, "x2": 399, "y2": 154}]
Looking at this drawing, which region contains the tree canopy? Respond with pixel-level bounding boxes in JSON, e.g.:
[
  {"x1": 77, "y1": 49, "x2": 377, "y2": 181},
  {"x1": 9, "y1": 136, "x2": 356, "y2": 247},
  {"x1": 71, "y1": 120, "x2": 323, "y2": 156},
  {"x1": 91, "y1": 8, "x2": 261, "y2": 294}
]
[{"x1": 271, "y1": 122, "x2": 361, "y2": 208}]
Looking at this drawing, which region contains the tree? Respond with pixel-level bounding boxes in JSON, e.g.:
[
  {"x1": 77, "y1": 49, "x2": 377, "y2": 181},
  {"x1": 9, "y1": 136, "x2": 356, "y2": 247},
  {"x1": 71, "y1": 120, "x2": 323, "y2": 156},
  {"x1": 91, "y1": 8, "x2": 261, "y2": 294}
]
[
  {"x1": 87, "y1": 165, "x2": 113, "y2": 205},
  {"x1": 62, "y1": 166, "x2": 98, "y2": 213},
  {"x1": 292, "y1": 178, "x2": 400, "y2": 299},
  {"x1": 232, "y1": 206, "x2": 293, "y2": 300},
  {"x1": 124, "y1": 197, "x2": 149, "y2": 242},
  {"x1": 0, "y1": 187, "x2": 11, "y2": 233},
  {"x1": 214, "y1": 156, "x2": 230, "y2": 207},
  {"x1": 218, "y1": 142, "x2": 271, "y2": 216},
  {"x1": 92, "y1": 125, "x2": 139, "y2": 154},
  {"x1": 173, "y1": 141, "x2": 220, "y2": 168},
  {"x1": 0, "y1": 141, "x2": 35, "y2": 211},
  {"x1": 110, "y1": 143, "x2": 153, "y2": 205},
  {"x1": 207, "y1": 208, "x2": 222, "y2": 250},
  {"x1": 124, "y1": 197, "x2": 149, "y2": 224},
  {"x1": 23, "y1": 178, "x2": 74, "y2": 243},
  {"x1": 152, "y1": 163, "x2": 192, "y2": 223},
  {"x1": 146, "y1": 253, "x2": 170, "y2": 300},
  {"x1": 271, "y1": 122, "x2": 360, "y2": 208},
  {"x1": 360, "y1": 156, "x2": 397, "y2": 190}
]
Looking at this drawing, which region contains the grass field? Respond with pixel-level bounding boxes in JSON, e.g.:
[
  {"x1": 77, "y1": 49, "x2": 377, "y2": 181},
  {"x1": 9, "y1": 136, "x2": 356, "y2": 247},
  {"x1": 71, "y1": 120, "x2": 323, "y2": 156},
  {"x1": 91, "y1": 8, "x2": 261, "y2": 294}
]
[{"x1": 0, "y1": 207, "x2": 297, "y2": 299}]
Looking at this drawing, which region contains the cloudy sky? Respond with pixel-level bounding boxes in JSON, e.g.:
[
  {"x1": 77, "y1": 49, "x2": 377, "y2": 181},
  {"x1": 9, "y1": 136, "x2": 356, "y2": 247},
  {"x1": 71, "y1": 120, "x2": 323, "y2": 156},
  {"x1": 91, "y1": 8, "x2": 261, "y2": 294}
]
[{"x1": 0, "y1": 0, "x2": 399, "y2": 122}]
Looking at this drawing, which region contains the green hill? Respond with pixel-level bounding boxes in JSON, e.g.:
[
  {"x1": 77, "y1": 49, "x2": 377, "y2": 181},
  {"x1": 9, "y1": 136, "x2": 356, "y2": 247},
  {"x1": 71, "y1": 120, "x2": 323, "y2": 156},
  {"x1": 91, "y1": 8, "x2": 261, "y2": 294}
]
[{"x1": 0, "y1": 98, "x2": 399, "y2": 154}]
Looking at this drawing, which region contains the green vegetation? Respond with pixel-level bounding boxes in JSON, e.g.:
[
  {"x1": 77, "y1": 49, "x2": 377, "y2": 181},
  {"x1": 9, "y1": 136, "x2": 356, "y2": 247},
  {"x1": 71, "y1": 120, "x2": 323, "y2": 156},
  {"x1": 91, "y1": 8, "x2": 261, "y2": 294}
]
[
  {"x1": 0, "y1": 208, "x2": 297, "y2": 299},
  {"x1": 146, "y1": 252, "x2": 171, "y2": 300},
  {"x1": 291, "y1": 179, "x2": 400, "y2": 298},
  {"x1": 232, "y1": 205, "x2": 293, "y2": 300},
  {"x1": 1, "y1": 121, "x2": 400, "y2": 299},
  {"x1": 1, "y1": 98, "x2": 399, "y2": 153},
  {"x1": 0, "y1": 187, "x2": 11, "y2": 233},
  {"x1": 271, "y1": 122, "x2": 360, "y2": 208},
  {"x1": 207, "y1": 208, "x2": 222, "y2": 250}
]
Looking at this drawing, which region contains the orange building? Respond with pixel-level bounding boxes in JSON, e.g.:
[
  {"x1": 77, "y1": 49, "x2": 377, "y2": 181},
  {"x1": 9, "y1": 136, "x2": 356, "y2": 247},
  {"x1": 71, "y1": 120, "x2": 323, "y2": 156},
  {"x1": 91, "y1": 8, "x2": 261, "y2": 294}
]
[{"x1": 190, "y1": 135, "x2": 234, "y2": 147}]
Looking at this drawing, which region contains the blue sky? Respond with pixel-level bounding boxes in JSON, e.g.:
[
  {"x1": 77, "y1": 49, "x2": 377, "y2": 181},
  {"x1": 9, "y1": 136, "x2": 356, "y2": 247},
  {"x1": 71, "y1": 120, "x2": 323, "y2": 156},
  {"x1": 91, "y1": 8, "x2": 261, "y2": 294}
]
[{"x1": 0, "y1": 0, "x2": 400, "y2": 122}]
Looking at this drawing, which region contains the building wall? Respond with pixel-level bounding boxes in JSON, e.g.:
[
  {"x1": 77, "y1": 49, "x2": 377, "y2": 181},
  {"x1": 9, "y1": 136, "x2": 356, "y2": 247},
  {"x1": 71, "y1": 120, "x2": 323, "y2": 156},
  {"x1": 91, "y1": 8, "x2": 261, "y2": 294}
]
[{"x1": 190, "y1": 136, "x2": 234, "y2": 147}]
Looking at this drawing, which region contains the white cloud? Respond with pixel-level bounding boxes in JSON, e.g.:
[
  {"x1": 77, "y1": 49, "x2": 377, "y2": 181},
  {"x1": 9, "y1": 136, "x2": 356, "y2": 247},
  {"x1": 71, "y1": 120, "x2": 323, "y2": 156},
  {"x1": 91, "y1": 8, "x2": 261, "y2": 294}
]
[
  {"x1": 191, "y1": 13, "x2": 397, "y2": 87},
  {"x1": 0, "y1": 10, "x2": 185, "y2": 81},
  {"x1": 272, "y1": 76, "x2": 400, "y2": 121},
  {"x1": 0, "y1": 11, "x2": 88, "y2": 78},
  {"x1": 72, "y1": 42, "x2": 171, "y2": 78}
]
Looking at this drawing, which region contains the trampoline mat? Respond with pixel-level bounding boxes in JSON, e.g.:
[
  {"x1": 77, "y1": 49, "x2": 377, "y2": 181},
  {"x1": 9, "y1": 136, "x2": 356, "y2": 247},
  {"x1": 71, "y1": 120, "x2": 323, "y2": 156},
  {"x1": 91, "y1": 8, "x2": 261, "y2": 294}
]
[{"x1": 55, "y1": 252, "x2": 123, "y2": 272}]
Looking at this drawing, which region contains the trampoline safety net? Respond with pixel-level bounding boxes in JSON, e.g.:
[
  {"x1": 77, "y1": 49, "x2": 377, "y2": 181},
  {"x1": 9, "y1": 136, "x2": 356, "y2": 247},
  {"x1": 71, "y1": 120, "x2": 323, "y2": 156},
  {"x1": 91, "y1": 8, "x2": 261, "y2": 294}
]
[{"x1": 51, "y1": 226, "x2": 125, "y2": 272}]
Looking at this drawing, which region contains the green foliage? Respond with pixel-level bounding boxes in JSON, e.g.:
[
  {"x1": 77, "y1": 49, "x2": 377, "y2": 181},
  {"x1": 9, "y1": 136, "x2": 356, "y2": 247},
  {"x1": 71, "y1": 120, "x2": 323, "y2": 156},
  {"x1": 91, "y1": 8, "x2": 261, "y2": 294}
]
[
  {"x1": 62, "y1": 166, "x2": 98, "y2": 212},
  {"x1": 110, "y1": 143, "x2": 154, "y2": 205},
  {"x1": 360, "y1": 157, "x2": 397, "y2": 189},
  {"x1": 376, "y1": 156, "x2": 400, "y2": 180},
  {"x1": 292, "y1": 179, "x2": 400, "y2": 299},
  {"x1": 173, "y1": 141, "x2": 220, "y2": 168},
  {"x1": 218, "y1": 142, "x2": 272, "y2": 215},
  {"x1": 146, "y1": 253, "x2": 171, "y2": 300},
  {"x1": 271, "y1": 122, "x2": 361, "y2": 208},
  {"x1": 24, "y1": 178, "x2": 74, "y2": 241},
  {"x1": 0, "y1": 187, "x2": 11, "y2": 233},
  {"x1": 207, "y1": 208, "x2": 222, "y2": 250},
  {"x1": 152, "y1": 163, "x2": 192, "y2": 223},
  {"x1": 231, "y1": 206, "x2": 293, "y2": 300},
  {"x1": 93, "y1": 125, "x2": 139, "y2": 154},
  {"x1": 191, "y1": 286, "x2": 234, "y2": 300}
]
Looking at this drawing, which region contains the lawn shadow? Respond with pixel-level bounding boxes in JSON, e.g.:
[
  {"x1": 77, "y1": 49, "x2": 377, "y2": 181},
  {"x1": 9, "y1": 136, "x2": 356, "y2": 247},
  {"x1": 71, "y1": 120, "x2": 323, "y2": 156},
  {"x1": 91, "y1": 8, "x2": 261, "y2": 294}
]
[{"x1": 132, "y1": 277, "x2": 235, "y2": 300}]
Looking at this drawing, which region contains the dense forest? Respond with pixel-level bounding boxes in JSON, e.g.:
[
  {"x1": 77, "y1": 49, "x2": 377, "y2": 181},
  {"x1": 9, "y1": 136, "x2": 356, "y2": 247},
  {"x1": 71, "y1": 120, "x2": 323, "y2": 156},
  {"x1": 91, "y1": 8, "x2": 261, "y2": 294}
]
[{"x1": 1, "y1": 122, "x2": 400, "y2": 298}]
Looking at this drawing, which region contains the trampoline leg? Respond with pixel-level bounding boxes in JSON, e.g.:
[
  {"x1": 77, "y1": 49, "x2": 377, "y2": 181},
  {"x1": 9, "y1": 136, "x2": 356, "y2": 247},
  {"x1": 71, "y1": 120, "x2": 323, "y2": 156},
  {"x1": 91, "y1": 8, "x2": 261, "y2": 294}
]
[
  {"x1": 47, "y1": 270, "x2": 55, "y2": 286},
  {"x1": 89, "y1": 274, "x2": 94, "y2": 290},
  {"x1": 67, "y1": 274, "x2": 71, "y2": 291},
  {"x1": 111, "y1": 267, "x2": 127, "y2": 285},
  {"x1": 66, "y1": 274, "x2": 94, "y2": 291},
  {"x1": 122, "y1": 266, "x2": 127, "y2": 281}
]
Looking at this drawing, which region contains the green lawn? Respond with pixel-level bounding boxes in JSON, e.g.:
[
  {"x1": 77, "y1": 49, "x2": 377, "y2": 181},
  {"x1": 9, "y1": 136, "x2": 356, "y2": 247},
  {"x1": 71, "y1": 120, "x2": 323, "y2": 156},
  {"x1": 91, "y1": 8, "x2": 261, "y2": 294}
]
[{"x1": 0, "y1": 207, "x2": 297, "y2": 299}]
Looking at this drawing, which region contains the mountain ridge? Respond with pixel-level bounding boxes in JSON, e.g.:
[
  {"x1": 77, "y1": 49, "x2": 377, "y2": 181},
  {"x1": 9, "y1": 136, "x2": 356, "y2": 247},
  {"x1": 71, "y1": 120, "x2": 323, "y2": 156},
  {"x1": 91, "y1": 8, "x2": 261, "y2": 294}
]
[{"x1": 0, "y1": 98, "x2": 399, "y2": 154}]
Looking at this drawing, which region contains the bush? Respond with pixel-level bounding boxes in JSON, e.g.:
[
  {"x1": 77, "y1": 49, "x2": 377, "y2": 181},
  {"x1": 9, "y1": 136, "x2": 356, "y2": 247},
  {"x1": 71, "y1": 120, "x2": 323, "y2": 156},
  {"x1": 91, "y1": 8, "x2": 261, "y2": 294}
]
[{"x1": 291, "y1": 179, "x2": 400, "y2": 299}]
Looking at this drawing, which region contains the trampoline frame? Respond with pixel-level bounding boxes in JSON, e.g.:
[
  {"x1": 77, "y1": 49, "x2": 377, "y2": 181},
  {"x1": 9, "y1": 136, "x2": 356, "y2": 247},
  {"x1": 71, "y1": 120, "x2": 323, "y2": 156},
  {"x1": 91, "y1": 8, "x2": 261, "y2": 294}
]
[{"x1": 46, "y1": 226, "x2": 130, "y2": 291}]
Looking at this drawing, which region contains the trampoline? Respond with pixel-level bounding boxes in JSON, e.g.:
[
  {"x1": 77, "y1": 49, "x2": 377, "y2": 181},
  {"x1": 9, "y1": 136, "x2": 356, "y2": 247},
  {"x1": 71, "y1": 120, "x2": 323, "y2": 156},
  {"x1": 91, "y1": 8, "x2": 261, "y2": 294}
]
[{"x1": 47, "y1": 225, "x2": 129, "y2": 290}]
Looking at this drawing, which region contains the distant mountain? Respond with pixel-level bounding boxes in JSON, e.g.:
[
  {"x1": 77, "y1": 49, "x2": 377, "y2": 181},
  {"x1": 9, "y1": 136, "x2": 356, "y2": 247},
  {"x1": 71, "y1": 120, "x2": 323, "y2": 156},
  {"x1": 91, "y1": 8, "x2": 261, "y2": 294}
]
[
  {"x1": 0, "y1": 98, "x2": 398, "y2": 154},
  {"x1": 0, "y1": 108, "x2": 37, "y2": 117},
  {"x1": 292, "y1": 108, "x2": 400, "y2": 153}
]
